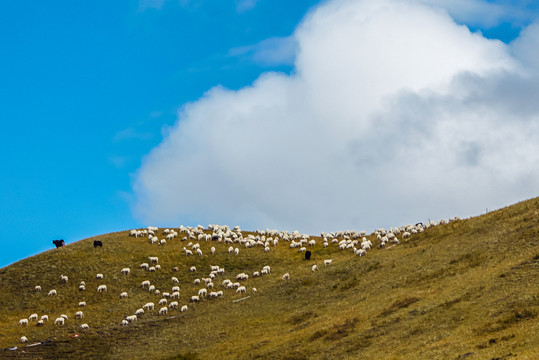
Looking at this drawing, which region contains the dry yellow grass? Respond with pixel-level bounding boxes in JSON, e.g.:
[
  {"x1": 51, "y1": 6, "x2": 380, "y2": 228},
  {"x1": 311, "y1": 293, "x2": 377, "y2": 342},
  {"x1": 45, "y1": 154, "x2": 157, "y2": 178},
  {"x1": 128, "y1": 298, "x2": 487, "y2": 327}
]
[{"x1": 0, "y1": 197, "x2": 538, "y2": 359}]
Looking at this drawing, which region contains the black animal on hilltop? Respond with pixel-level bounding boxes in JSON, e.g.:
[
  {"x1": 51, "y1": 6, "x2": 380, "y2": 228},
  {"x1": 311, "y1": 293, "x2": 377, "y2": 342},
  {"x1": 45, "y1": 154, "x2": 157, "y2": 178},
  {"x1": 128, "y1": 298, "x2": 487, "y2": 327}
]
[
  {"x1": 305, "y1": 250, "x2": 311, "y2": 260},
  {"x1": 94, "y1": 240, "x2": 103, "y2": 248},
  {"x1": 52, "y1": 239, "x2": 65, "y2": 248}
]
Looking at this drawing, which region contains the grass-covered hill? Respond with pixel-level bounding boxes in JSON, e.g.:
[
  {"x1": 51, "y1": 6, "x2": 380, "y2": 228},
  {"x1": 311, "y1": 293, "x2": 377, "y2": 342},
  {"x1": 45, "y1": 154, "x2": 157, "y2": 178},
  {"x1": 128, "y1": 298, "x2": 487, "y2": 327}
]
[{"x1": 1, "y1": 198, "x2": 538, "y2": 360}]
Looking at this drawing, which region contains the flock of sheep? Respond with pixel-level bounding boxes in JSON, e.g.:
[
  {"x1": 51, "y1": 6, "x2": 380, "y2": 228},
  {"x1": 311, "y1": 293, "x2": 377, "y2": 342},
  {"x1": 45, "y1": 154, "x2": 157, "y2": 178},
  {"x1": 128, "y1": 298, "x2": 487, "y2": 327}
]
[{"x1": 15, "y1": 218, "x2": 459, "y2": 345}]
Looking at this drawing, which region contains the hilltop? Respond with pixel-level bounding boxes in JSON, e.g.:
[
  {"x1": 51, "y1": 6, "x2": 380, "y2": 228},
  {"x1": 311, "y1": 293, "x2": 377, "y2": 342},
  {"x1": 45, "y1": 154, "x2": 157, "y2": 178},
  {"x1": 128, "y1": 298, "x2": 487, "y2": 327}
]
[{"x1": 0, "y1": 197, "x2": 538, "y2": 359}]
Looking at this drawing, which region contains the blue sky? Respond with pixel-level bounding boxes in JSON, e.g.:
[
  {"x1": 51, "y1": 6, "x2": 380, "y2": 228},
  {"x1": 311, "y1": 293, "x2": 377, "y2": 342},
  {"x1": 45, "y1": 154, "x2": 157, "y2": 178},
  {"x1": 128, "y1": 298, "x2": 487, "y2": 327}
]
[{"x1": 1, "y1": 0, "x2": 538, "y2": 268}]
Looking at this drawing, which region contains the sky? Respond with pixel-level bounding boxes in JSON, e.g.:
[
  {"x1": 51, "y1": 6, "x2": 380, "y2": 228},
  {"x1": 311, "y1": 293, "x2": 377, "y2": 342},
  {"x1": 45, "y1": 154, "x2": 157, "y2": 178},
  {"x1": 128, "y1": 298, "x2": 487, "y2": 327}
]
[{"x1": 1, "y1": 0, "x2": 539, "y2": 268}]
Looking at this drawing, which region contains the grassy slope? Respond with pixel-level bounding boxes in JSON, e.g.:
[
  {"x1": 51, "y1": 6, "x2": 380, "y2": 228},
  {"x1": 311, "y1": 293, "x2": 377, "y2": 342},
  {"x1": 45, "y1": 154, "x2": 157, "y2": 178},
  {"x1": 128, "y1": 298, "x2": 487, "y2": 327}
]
[{"x1": 0, "y1": 197, "x2": 538, "y2": 359}]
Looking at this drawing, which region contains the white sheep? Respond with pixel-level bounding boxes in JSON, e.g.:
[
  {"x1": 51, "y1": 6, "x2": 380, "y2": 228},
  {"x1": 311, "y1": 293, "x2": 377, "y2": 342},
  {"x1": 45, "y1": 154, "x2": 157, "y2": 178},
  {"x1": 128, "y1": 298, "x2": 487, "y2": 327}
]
[
  {"x1": 40, "y1": 315, "x2": 48, "y2": 321},
  {"x1": 79, "y1": 284, "x2": 86, "y2": 291},
  {"x1": 79, "y1": 301, "x2": 86, "y2": 307},
  {"x1": 198, "y1": 288, "x2": 207, "y2": 298},
  {"x1": 97, "y1": 285, "x2": 107, "y2": 292},
  {"x1": 149, "y1": 256, "x2": 159, "y2": 264},
  {"x1": 196, "y1": 248, "x2": 203, "y2": 256},
  {"x1": 36, "y1": 320, "x2": 44, "y2": 326},
  {"x1": 120, "y1": 292, "x2": 128, "y2": 299},
  {"x1": 121, "y1": 268, "x2": 130, "y2": 275},
  {"x1": 140, "y1": 263, "x2": 149, "y2": 270},
  {"x1": 172, "y1": 286, "x2": 180, "y2": 292},
  {"x1": 18, "y1": 319, "x2": 28, "y2": 326},
  {"x1": 312, "y1": 264, "x2": 318, "y2": 271},
  {"x1": 190, "y1": 295, "x2": 200, "y2": 302},
  {"x1": 126, "y1": 315, "x2": 137, "y2": 323},
  {"x1": 171, "y1": 277, "x2": 179, "y2": 283},
  {"x1": 171, "y1": 291, "x2": 180, "y2": 299},
  {"x1": 20, "y1": 336, "x2": 28, "y2": 343},
  {"x1": 135, "y1": 308, "x2": 145, "y2": 316},
  {"x1": 143, "y1": 302, "x2": 154, "y2": 310},
  {"x1": 234, "y1": 248, "x2": 239, "y2": 255},
  {"x1": 228, "y1": 246, "x2": 234, "y2": 253},
  {"x1": 96, "y1": 273, "x2": 104, "y2": 279},
  {"x1": 252, "y1": 287, "x2": 257, "y2": 293},
  {"x1": 48, "y1": 289, "x2": 57, "y2": 296},
  {"x1": 54, "y1": 317, "x2": 65, "y2": 325},
  {"x1": 236, "y1": 286, "x2": 246, "y2": 293},
  {"x1": 75, "y1": 311, "x2": 84, "y2": 319},
  {"x1": 79, "y1": 323, "x2": 89, "y2": 330},
  {"x1": 35, "y1": 285, "x2": 42, "y2": 292},
  {"x1": 61, "y1": 314, "x2": 68, "y2": 320},
  {"x1": 155, "y1": 264, "x2": 161, "y2": 270},
  {"x1": 159, "y1": 307, "x2": 168, "y2": 315},
  {"x1": 169, "y1": 301, "x2": 179, "y2": 309},
  {"x1": 282, "y1": 273, "x2": 290, "y2": 280},
  {"x1": 211, "y1": 247, "x2": 215, "y2": 254},
  {"x1": 193, "y1": 279, "x2": 201, "y2": 285},
  {"x1": 356, "y1": 249, "x2": 366, "y2": 256},
  {"x1": 121, "y1": 319, "x2": 129, "y2": 326},
  {"x1": 158, "y1": 298, "x2": 167, "y2": 306},
  {"x1": 189, "y1": 266, "x2": 197, "y2": 272},
  {"x1": 60, "y1": 275, "x2": 68, "y2": 283},
  {"x1": 141, "y1": 280, "x2": 151, "y2": 288},
  {"x1": 324, "y1": 259, "x2": 333, "y2": 266},
  {"x1": 28, "y1": 313, "x2": 38, "y2": 321},
  {"x1": 163, "y1": 292, "x2": 170, "y2": 298},
  {"x1": 181, "y1": 305, "x2": 188, "y2": 312}
]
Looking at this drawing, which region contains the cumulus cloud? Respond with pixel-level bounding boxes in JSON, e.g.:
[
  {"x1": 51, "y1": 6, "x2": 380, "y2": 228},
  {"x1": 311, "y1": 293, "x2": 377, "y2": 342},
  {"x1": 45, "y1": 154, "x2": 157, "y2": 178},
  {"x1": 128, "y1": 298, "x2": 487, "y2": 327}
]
[{"x1": 132, "y1": 0, "x2": 539, "y2": 233}]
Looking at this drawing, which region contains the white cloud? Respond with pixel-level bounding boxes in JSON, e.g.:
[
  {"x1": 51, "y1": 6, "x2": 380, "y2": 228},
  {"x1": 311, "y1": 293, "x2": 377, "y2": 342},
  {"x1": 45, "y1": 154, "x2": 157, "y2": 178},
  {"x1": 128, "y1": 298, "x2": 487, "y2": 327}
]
[
  {"x1": 236, "y1": 0, "x2": 261, "y2": 13},
  {"x1": 132, "y1": 0, "x2": 539, "y2": 233},
  {"x1": 228, "y1": 36, "x2": 298, "y2": 66}
]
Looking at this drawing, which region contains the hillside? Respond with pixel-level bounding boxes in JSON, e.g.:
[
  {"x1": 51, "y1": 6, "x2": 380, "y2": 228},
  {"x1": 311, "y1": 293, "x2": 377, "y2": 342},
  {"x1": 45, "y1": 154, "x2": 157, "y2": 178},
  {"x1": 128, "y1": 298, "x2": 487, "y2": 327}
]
[{"x1": 0, "y1": 197, "x2": 538, "y2": 360}]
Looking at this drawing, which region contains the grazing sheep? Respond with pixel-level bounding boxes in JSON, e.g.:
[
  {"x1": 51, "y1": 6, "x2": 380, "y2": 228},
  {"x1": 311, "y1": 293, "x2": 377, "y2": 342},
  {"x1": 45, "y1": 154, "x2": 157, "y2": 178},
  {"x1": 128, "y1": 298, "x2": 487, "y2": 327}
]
[
  {"x1": 48, "y1": 289, "x2": 57, "y2": 296},
  {"x1": 36, "y1": 320, "x2": 44, "y2": 326},
  {"x1": 61, "y1": 314, "x2": 68, "y2": 320},
  {"x1": 159, "y1": 298, "x2": 168, "y2": 306},
  {"x1": 190, "y1": 295, "x2": 200, "y2": 302},
  {"x1": 143, "y1": 302, "x2": 154, "y2": 310},
  {"x1": 228, "y1": 246, "x2": 234, "y2": 253},
  {"x1": 155, "y1": 264, "x2": 161, "y2": 270},
  {"x1": 312, "y1": 264, "x2": 318, "y2": 271},
  {"x1": 236, "y1": 286, "x2": 246, "y2": 293},
  {"x1": 181, "y1": 305, "x2": 188, "y2": 312},
  {"x1": 140, "y1": 263, "x2": 149, "y2": 270},
  {"x1": 252, "y1": 287, "x2": 257, "y2": 293},
  {"x1": 149, "y1": 256, "x2": 159, "y2": 264},
  {"x1": 121, "y1": 268, "x2": 130, "y2": 275},
  {"x1": 155, "y1": 290, "x2": 161, "y2": 296},
  {"x1": 120, "y1": 292, "x2": 128, "y2": 299},
  {"x1": 172, "y1": 286, "x2": 180, "y2": 292},
  {"x1": 169, "y1": 301, "x2": 179, "y2": 309},
  {"x1": 35, "y1": 285, "x2": 41, "y2": 292},
  {"x1": 40, "y1": 315, "x2": 48, "y2": 321},
  {"x1": 162, "y1": 292, "x2": 170, "y2": 298},
  {"x1": 18, "y1": 319, "x2": 28, "y2": 326},
  {"x1": 96, "y1": 274, "x2": 104, "y2": 280},
  {"x1": 79, "y1": 284, "x2": 86, "y2": 291},
  {"x1": 196, "y1": 248, "x2": 203, "y2": 256},
  {"x1": 171, "y1": 277, "x2": 179, "y2": 283},
  {"x1": 193, "y1": 279, "x2": 201, "y2": 285},
  {"x1": 159, "y1": 307, "x2": 168, "y2": 315},
  {"x1": 121, "y1": 319, "x2": 129, "y2": 326},
  {"x1": 29, "y1": 313, "x2": 38, "y2": 321},
  {"x1": 135, "y1": 308, "x2": 145, "y2": 316},
  {"x1": 97, "y1": 285, "x2": 107, "y2": 292},
  {"x1": 20, "y1": 336, "x2": 28, "y2": 343},
  {"x1": 198, "y1": 288, "x2": 207, "y2": 298},
  {"x1": 54, "y1": 317, "x2": 65, "y2": 325},
  {"x1": 75, "y1": 311, "x2": 83, "y2": 319},
  {"x1": 282, "y1": 273, "x2": 290, "y2": 280},
  {"x1": 60, "y1": 275, "x2": 68, "y2": 283},
  {"x1": 189, "y1": 266, "x2": 197, "y2": 272},
  {"x1": 211, "y1": 247, "x2": 215, "y2": 254},
  {"x1": 79, "y1": 323, "x2": 89, "y2": 330},
  {"x1": 79, "y1": 301, "x2": 86, "y2": 307},
  {"x1": 324, "y1": 259, "x2": 333, "y2": 266},
  {"x1": 141, "y1": 280, "x2": 151, "y2": 288},
  {"x1": 171, "y1": 291, "x2": 180, "y2": 299},
  {"x1": 148, "y1": 266, "x2": 156, "y2": 272},
  {"x1": 126, "y1": 315, "x2": 137, "y2": 323},
  {"x1": 355, "y1": 249, "x2": 366, "y2": 256},
  {"x1": 234, "y1": 248, "x2": 240, "y2": 255}
]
